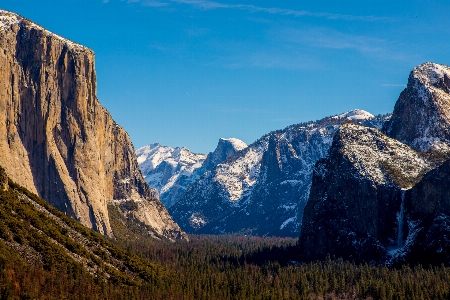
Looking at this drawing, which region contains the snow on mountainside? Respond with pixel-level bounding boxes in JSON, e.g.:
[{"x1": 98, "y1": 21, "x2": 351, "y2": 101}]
[
  {"x1": 136, "y1": 138, "x2": 247, "y2": 208},
  {"x1": 0, "y1": 10, "x2": 87, "y2": 52},
  {"x1": 300, "y1": 62, "x2": 450, "y2": 264},
  {"x1": 170, "y1": 110, "x2": 391, "y2": 237},
  {"x1": 136, "y1": 144, "x2": 207, "y2": 207},
  {"x1": 333, "y1": 109, "x2": 374, "y2": 121},
  {"x1": 384, "y1": 62, "x2": 450, "y2": 152}
]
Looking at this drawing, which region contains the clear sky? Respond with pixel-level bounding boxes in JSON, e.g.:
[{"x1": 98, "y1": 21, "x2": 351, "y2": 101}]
[{"x1": 2, "y1": 1, "x2": 450, "y2": 153}]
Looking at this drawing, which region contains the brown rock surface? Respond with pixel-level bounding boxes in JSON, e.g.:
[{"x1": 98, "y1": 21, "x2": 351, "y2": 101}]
[{"x1": 0, "y1": 10, "x2": 185, "y2": 239}]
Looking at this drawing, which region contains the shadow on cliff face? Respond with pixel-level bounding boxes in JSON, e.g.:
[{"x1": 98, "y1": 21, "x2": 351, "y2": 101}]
[{"x1": 14, "y1": 25, "x2": 79, "y2": 220}]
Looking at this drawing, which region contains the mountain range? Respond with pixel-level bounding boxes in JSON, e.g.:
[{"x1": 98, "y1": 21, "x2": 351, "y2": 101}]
[
  {"x1": 140, "y1": 62, "x2": 450, "y2": 265},
  {"x1": 3, "y1": 8, "x2": 450, "y2": 268},
  {"x1": 139, "y1": 110, "x2": 389, "y2": 237}
]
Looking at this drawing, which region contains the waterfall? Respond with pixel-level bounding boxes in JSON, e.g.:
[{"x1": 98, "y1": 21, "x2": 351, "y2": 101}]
[{"x1": 397, "y1": 190, "x2": 405, "y2": 248}]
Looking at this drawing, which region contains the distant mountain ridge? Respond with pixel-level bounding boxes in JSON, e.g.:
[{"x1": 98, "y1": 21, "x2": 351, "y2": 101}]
[
  {"x1": 169, "y1": 110, "x2": 391, "y2": 236},
  {"x1": 136, "y1": 138, "x2": 247, "y2": 207}
]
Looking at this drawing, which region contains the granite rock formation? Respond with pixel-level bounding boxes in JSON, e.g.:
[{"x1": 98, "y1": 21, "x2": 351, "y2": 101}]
[
  {"x1": 384, "y1": 62, "x2": 450, "y2": 152},
  {"x1": 0, "y1": 10, "x2": 185, "y2": 240},
  {"x1": 393, "y1": 158, "x2": 450, "y2": 265},
  {"x1": 136, "y1": 138, "x2": 247, "y2": 208},
  {"x1": 299, "y1": 123, "x2": 436, "y2": 262},
  {"x1": 301, "y1": 63, "x2": 450, "y2": 263}
]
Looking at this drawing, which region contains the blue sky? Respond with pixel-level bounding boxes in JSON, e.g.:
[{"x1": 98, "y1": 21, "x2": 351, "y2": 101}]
[{"x1": 2, "y1": 1, "x2": 450, "y2": 153}]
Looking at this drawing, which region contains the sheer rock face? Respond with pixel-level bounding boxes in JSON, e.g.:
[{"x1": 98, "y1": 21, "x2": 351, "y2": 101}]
[
  {"x1": 299, "y1": 124, "x2": 434, "y2": 262},
  {"x1": 384, "y1": 62, "x2": 450, "y2": 152},
  {"x1": 0, "y1": 10, "x2": 185, "y2": 239},
  {"x1": 200, "y1": 138, "x2": 248, "y2": 172}
]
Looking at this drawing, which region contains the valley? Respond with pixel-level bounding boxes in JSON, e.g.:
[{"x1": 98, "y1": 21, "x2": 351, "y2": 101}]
[{"x1": 1, "y1": 7, "x2": 450, "y2": 299}]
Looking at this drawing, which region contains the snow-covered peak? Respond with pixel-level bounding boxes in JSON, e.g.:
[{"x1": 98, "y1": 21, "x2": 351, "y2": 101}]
[
  {"x1": 136, "y1": 143, "x2": 207, "y2": 207},
  {"x1": 136, "y1": 143, "x2": 173, "y2": 170},
  {"x1": 219, "y1": 138, "x2": 248, "y2": 151},
  {"x1": 333, "y1": 109, "x2": 375, "y2": 122},
  {"x1": 0, "y1": 10, "x2": 20, "y2": 32},
  {"x1": 412, "y1": 62, "x2": 450, "y2": 89},
  {"x1": 200, "y1": 138, "x2": 248, "y2": 173},
  {"x1": 0, "y1": 10, "x2": 88, "y2": 52}
]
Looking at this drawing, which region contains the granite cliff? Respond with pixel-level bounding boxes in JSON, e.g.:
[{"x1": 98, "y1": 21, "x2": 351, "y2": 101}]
[
  {"x1": 0, "y1": 10, "x2": 185, "y2": 240},
  {"x1": 384, "y1": 62, "x2": 450, "y2": 152},
  {"x1": 299, "y1": 123, "x2": 436, "y2": 262}
]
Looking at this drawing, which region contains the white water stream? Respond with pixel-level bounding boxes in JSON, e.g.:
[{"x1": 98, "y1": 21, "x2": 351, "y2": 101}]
[{"x1": 397, "y1": 190, "x2": 405, "y2": 248}]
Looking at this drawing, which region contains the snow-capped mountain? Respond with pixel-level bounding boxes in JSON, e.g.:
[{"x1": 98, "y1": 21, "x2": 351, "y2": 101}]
[
  {"x1": 136, "y1": 144, "x2": 207, "y2": 208},
  {"x1": 136, "y1": 138, "x2": 247, "y2": 208},
  {"x1": 169, "y1": 110, "x2": 390, "y2": 237}
]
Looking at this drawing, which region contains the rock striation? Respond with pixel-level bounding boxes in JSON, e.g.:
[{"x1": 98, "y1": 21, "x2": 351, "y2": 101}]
[
  {"x1": 170, "y1": 110, "x2": 389, "y2": 236},
  {"x1": 0, "y1": 10, "x2": 185, "y2": 240}
]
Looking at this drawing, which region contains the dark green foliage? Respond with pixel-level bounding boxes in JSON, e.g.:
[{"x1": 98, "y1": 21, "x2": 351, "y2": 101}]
[{"x1": 0, "y1": 167, "x2": 449, "y2": 299}]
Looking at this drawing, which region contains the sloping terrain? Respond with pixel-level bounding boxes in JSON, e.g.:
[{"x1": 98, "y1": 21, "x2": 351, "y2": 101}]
[{"x1": 0, "y1": 166, "x2": 167, "y2": 286}]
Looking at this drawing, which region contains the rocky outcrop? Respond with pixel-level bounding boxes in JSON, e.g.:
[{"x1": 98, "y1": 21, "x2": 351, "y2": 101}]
[
  {"x1": 299, "y1": 123, "x2": 435, "y2": 262},
  {"x1": 170, "y1": 110, "x2": 388, "y2": 237},
  {"x1": 300, "y1": 62, "x2": 450, "y2": 263},
  {"x1": 199, "y1": 138, "x2": 247, "y2": 172},
  {"x1": 0, "y1": 10, "x2": 185, "y2": 239},
  {"x1": 384, "y1": 62, "x2": 450, "y2": 152}
]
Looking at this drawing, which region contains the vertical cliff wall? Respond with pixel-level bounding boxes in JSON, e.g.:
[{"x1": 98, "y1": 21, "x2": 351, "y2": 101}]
[{"x1": 0, "y1": 10, "x2": 185, "y2": 239}]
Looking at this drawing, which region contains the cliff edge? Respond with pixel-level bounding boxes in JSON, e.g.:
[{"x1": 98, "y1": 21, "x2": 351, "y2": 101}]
[{"x1": 0, "y1": 10, "x2": 185, "y2": 240}]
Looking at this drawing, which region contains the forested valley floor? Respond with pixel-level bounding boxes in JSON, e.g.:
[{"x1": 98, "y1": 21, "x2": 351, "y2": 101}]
[
  {"x1": 1, "y1": 232, "x2": 450, "y2": 299},
  {"x1": 0, "y1": 166, "x2": 449, "y2": 299}
]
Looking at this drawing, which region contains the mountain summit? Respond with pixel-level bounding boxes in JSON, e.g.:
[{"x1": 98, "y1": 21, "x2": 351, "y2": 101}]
[
  {"x1": 385, "y1": 62, "x2": 450, "y2": 152},
  {"x1": 0, "y1": 10, "x2": 184, "y2": 240},
  {"x1": 301, "y1": 62, "x2": 450, "y2": 264}
]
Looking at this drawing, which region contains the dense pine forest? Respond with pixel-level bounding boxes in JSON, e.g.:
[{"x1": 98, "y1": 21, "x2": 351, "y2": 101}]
[{"x1": 0, "y1": 167, "x2": 449, "y2": 299}]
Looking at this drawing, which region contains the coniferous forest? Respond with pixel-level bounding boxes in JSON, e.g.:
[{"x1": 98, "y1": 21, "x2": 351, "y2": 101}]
[{"x1": 0, "y1": 166, "x2": 450, "y2": 300}]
